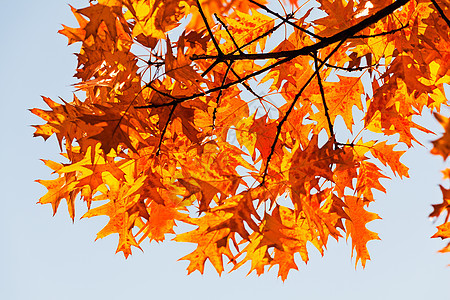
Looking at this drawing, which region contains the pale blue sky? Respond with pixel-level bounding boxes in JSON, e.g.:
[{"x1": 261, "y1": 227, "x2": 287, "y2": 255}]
[{"x1": 1, "y1": 1, "x2": 449, "y2": 299}]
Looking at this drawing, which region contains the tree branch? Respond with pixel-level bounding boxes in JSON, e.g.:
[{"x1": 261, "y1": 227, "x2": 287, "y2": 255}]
[
  {"x1": 192, "y1": 0, "x2": 410, "y2": 62},
  {"x1": 136, "y1": 54, "x2": 295, "y2": 109},
  {"x1": 201, "y1": 12, "x2": 287, "y2": 78},
  {"x1": 320, "y1": 60, "x2": 378, "y2": 72},
  {"x1": 137, "y1": 0, "x2": 410, "y2": 110},
  {"x1": 353, "y1": 23, "x2": 408, "y2": 38},
  {"x1": 431, "y1": 0, "x2": 450, "y2": 29},
  {"x1": 212, "y1": 63, "x2": 233, "y2": 128},
  {"x1": 247, "y1": 0, "x2": 324, "y2": 41},
  {"x1": 157, "y1": 104, "x2": 177, "y2": 155},
  {"x1": 195, "y1": 0, "x2": 224, "y2": 57},
  {"x1": 261, "y1": 39, "x2": 346, "y2": 184},
  {"x1": 214, "y1": 13, "x2": 244, "y2": 55},
  {"x1": 313, "y1": 51, "x2": 334, "y2": 138}
]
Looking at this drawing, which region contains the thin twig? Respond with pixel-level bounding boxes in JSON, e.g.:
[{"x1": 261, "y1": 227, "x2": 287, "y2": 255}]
[
  {"x1": 248, "y1": 0, "x2": 324, "y2": 41},
  {"x1": 313, "y1": 51, "x2": 334, "y2": 138},
  {"x1": 227, "y1": 63, "x2": 266, "y2": 105},
  {"x1": 157, "y1": 104, "x2": 177, "y2": 155},
  {"x1": 201, "y1": 60, "x2": 221, "y2": 77},
  {"x1": 201, "y1": 13, "x2": 286, "y2": 78},
  {"x1": 192, "y1": 0, "x2": 410, "y2": 62},
  {"x1": 136, "y1": 54, "x2": 295, "y2": 108},
  {"x1": 214, "y1": 13, "x2": 244, "y2": 55},
  {"x1": 196, "y1": 0, "x2": 224, "y2": 56},
  {"x1": 353, "y1": 23, "x2": 408, "y2": 38},
  {"x1": 261, "y1": 39, "x2": 346, "y2": 185},
  {"x1": 335, "y1": 142, "x2": 355, "y2": 147},
  {"x1": 212, "y1": 63, "x2": 233, "y2": 128},
  {"x1": 137, "y1": 0, "x2": 410, "y2": 110},
  {"x1": 322, "y1": 61, "x2": 378, "y2": 72},
  {"x1": 431, "y1": 0, "x2": 450, "y2": 29}
]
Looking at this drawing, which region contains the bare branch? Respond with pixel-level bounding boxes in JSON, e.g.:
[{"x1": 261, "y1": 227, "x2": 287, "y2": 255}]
[
  {"x1": 192, "y1": 0, "x2": 410, "y2": 62},
  {"x1": 261, "y1": 39, "x2": 346, "y2": 185},
  {"x1": 431, "y1": 0, "x2": 450, "y2": 29},
  {"x1": 157, "y1": 104, "x2": 177, "y2": 155},
  {"x1": 212, "y1": 63, "x2": 233, "y2": 128},
  {"x1": 247, "y1": 0, "x2": 324, "y2": 41},
  {"x1": 195, "y1": 0, "x2": 224, "y2": 56},
  {"x1": 313, "y1": 51, "x2": 334, "y2": 138},
  {"x1": 214, "y1": 13, "x2": 244, "y2": 55},
  {"x1": 137, "y1": 0, "x2": 410, "y2": 110},
  {"x1": 353, "y1": 23, "x2": 408, "y2": 38}
]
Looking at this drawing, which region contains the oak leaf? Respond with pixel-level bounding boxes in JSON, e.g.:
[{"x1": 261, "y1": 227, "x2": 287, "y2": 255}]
[{"x1": 344, "y1": 196, "x2": 381, "y2": 267}]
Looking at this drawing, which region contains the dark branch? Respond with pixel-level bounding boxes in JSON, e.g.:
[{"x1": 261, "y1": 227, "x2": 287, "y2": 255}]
[
  {"x1": 137, "y1": 0, "x2": 410, "y2": 110},
  {"x1": 214, "y1": 13, "x2": 244, "y2": 55},
  {"x1": 201, "y1": 60, "x2": 221, "y2": 77},
  {"x1": 335, "y1": 142, "x2": 355, "y2": 148},
  {"x1": 192, "y1": 0, "x2": 410, "y2": 62},
  {"x1": 228, "y1": 65, "x2": 266, "y2": 105},
  {"x1": 261, "y1": 39, "x2": 346, "y2": 184},
  {"x1": 321, "y1": 60, "x2": 378, "y2": 72},
  {"x1": 313, "y1": 51, "x2": 334, "y2": 138},
  {"x1": 201, "y1": 13, "x2": 287, "y2": 78},
  {"x1": 353, "y1": 23, "x2": 408, "y2": 38},
  {"x1": 431, "y1": 0, "x2": 450, "y2": 29},
  {"x1": 195, "y1": 0, "x2": 224, "y2": 56},
  {"x1": 212, "y1": 63, "x2": 233, "y2": 128},
  {"x1": 157, "y1": 104, "x2": 177, "y2": 155},
  {"x1": 247, "y1": 0, "x2": 324, "y2": 41},
  {"x1": 136, "y1": 54, "x2": 295, "y2": 109},
  {"x1": 229, "y1": 17, "x2": 287, "y2": 56}
]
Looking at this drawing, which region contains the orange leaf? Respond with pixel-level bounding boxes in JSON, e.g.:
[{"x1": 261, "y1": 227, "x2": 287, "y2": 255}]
[
  {"x1": 174, "y1": 212, "x2": 234, "y2": 275},
  {"x1": 344, "y1": 196, "x2": 380, "y2": 268}
]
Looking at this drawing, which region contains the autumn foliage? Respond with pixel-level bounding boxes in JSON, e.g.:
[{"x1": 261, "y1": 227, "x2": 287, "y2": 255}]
[{"x1": 32, "y1": 0, "x2": 450, "y2": 279}]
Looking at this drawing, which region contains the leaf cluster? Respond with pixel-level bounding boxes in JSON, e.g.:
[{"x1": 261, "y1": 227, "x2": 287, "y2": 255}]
[{"x1": 32, "y1": 0, "x2": 450, "y2": 279}]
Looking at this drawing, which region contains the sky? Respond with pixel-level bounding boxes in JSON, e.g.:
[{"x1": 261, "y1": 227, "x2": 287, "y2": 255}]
[{"x1": 1, "y1": 1, "x2": 449, "y2": 300}]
